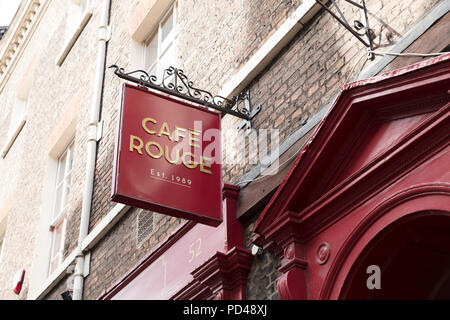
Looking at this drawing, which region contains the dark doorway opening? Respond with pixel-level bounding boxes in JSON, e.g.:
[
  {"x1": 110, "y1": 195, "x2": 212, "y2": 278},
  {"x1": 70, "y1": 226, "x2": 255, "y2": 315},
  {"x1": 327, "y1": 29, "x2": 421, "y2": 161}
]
[{"x1": 341, "y1": 212, "x2": 450, "y2": 299}]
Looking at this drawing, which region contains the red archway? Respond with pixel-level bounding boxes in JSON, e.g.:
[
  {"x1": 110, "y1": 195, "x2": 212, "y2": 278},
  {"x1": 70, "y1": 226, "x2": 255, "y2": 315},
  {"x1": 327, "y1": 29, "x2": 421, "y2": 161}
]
[
  {"x1": 252, "y1": 54, "x2": 450, "y2": 300},
  {"x1": 322, "y1": 189, "x2": 450, "y2": 300},
  {"x1": 340, "y1": 211, "x2": 450, "y2": 299}
]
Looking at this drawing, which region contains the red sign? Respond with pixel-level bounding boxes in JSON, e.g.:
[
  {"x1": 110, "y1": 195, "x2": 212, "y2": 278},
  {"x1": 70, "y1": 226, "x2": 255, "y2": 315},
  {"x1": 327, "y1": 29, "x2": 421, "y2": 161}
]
[
  {"x1": 111, "y1": 84, "x2": 222, "y2": 226},
  {"x1": 109, "y1": 221, "x2": 222, "y2": 299}
]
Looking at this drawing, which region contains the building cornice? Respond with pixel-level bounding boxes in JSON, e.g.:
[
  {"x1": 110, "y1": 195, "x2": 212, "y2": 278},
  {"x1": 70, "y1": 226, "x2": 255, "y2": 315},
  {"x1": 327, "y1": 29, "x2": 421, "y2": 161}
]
[{"x1": 0, "y1": 0, "x2": 50, "y2": 94}]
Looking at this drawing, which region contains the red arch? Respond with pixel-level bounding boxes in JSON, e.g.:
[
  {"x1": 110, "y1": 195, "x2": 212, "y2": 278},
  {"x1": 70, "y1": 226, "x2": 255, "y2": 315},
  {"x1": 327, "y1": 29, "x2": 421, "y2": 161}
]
[{"x1": 320, "y1": 184, "x2": 450, "y2": 299}]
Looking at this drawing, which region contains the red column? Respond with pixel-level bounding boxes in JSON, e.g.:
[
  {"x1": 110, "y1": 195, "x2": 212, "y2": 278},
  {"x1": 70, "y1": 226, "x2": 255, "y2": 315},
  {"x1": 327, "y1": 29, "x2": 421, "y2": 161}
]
[
  {"x1": 191, "y1": 248, "x2": 253, "y2": 300},
  {"x1": 260, "y1": 211, "x2": 308, "y2": 300},
  {"x1": 180, "y1": 184, "x2": 253, "y2": 300}
]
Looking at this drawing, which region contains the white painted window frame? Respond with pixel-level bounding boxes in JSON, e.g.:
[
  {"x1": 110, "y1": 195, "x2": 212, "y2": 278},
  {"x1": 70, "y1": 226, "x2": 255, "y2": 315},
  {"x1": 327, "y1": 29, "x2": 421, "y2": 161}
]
[
  {"x1": 0, "y1": 113, "x2": 26, "y2": 158},
  {"x1": 1, "y1": 71, "x2": 33, "y2": 158},
  {"x1": 55, "y1": 0, "x2": 92, "y2": 66},
  {"x1": 143, "y1": 3, "x2": 178, "y2": 76},
  {"x1": 48, "y1": 139, "x2": 74, "y2": 275}
]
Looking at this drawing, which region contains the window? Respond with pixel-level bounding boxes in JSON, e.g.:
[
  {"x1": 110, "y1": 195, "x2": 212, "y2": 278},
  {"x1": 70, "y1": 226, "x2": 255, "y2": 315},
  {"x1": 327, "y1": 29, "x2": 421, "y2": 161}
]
[
  {"x1": 65, "y1": 0, "x2": 88, "y2": 40},
  {"x1": 1, "y1": 82, "x2": 30, "y2": 158},
  {"x1": 48, "y1": 140, "x2": 74, "y2": 275},
  {"x1": 143, "y1": 4, "x2": 177, "y2": 76},
  {"x1": 55, "y1": 0, "x2": 92, "y2": 66}
]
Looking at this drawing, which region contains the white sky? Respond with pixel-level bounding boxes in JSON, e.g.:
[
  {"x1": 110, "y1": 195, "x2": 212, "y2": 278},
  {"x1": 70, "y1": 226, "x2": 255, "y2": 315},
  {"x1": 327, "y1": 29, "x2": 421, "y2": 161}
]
[{"x1": 0, "y1": 0, "x2": 21, "y2": 26}]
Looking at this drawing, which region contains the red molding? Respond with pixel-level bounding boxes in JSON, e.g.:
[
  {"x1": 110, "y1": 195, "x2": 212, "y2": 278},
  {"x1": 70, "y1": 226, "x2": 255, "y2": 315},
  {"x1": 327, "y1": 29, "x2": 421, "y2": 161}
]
[
  {"x1": 321, "y1": 185, "x2": 450, "y2": 299},
  {"x1": 254, "y1": 55, "x2": 450, "y2": 242},
  {"x1": 174, "y1": 247, "x2": 253, "y2": 300},
  {"x1": 295, "y1": 103, "x2": 450, "y2": 240}
]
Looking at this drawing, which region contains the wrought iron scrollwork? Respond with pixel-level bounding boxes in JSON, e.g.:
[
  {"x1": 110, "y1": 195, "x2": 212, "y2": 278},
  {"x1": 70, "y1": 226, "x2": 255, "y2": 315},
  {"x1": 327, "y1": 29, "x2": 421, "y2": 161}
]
[
  {"x1": 314, "y1": 0, "x2": 374, "y2": 60},
  {"x1": 109, "y1": 65, "x2": 254, "y2": 120}
]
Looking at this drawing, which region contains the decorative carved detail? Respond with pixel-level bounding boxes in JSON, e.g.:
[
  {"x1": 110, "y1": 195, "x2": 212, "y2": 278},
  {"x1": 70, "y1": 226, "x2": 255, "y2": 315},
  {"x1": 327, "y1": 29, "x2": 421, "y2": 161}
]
[
  {"x1": 253, "y1": 211, "x2": 309, "y2": 300},
  {"x1": 277, "y1": 268, "x2": 307, "y2": 300},
  {"x1": 0, "y1": 0, "x2": 44, "y2": 85},
  {"x1": 284, "y1": 243, "x2": 295, "y2": 260},
  {"x1": 190, "y1": 247, "x2": 253, "y2": 300},
  {"x1": 316, "y1": 242, "x2": 330, "y2": 265}
]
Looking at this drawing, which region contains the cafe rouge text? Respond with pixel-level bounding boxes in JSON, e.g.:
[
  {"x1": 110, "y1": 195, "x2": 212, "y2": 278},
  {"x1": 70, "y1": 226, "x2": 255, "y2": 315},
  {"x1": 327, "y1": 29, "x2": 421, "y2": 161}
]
[
  {"x1": 111, "y1": 84, "x2": 223, "y2": 226},
  {"x1": 128, "y1": 117, "x2": 213, "y2": 175}
]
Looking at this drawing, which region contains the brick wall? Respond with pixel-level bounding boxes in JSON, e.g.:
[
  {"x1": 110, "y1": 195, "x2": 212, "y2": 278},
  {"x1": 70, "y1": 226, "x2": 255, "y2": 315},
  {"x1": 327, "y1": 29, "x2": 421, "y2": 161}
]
[
  {"x1": 0, "y1": 0, "x2": 98, "y2": 298},
  {"x1": 221, "y1": 0, "x2": 442, "y2": 184},
  {"x1": 83, "y1": 209, "x2": 183, "y2": 299},
  {"x1": 177, "y1": 0, "x2": 303, "y2": 91},
  {"x1": 243, "y1": 213, "x2": 281, "y2": 300}
]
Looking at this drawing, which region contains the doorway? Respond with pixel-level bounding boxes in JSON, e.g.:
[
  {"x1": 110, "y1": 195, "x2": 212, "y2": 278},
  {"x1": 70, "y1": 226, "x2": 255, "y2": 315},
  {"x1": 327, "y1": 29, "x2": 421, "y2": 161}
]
[{"x1": 340, "y1": 212, "x2": 450, "y2": 299}]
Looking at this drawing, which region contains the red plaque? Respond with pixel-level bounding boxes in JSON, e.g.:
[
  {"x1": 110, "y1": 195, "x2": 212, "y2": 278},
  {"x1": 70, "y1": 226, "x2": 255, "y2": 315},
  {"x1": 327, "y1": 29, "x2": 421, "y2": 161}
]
[{"x1": 111, "y1": 84, "x2": 222, "y2": 226}]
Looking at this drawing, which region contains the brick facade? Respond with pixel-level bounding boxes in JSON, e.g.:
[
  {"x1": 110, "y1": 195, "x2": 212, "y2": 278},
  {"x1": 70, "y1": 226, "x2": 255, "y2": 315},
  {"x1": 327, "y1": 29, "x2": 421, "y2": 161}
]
[{"x1": 0, "y1": 0, "x2": 447, "y2": 300}]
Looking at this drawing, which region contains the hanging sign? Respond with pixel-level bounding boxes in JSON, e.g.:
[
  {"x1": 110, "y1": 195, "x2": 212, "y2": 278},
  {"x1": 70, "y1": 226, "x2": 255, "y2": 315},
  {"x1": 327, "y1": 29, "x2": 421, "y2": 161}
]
[{"x1": 111, "y1": 84, "x2": 222, "y2": 226}]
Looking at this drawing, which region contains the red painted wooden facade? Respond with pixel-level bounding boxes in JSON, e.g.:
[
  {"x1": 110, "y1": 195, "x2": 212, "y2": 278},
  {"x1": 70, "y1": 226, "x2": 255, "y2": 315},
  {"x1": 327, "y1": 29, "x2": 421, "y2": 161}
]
[{"x1": 253, "y1": 54, "x2": 450, "y2": 299}]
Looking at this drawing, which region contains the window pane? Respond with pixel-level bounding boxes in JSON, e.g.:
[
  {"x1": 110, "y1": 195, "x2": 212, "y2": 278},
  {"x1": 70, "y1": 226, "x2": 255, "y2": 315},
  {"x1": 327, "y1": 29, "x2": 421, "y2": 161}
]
[
  {"x1": 52, "y1": 222, "x2": 64, "y2": 257},
  {"x1": 148, "y1": 63, "x2": 157, "y2": 76},
  {"x1": 66, "y1": 145, "x2": 73, "y2": 173},
  {"x1": 161, "y1": 12, "x2": 173, "y2": 42},
  {"x1": 49, "y1": 254, "x2": 60, "y2": 274},
  {"x1": 143, "y1": 6, "x2": 176, "y2": 77},
  {"x1": 53, "y1": 185, "x2": 63, "y2": 219},
  {"x1": 159, "y1": 42, "x2": 175, "y2": 72},
  {"x1": 61, "y1": 174, "x2": 71, "y2": 210},
  {"x1": 56, "y1": 152, "x2": 67, "y2": 185},
  {"x1": 54, "y1": 141, "x2": 73, "y2": 217},
  {"x1": 145, "y1": 34, "x2": 158, "y2": 72}
]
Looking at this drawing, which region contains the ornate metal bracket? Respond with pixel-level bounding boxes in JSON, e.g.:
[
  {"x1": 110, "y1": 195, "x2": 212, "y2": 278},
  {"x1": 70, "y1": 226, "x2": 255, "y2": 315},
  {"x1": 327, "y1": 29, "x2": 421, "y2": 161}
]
[
  {"x1": 109, "y1": 65, "x2": 261, "y2": 121},
  {"x1": 315, "y1": 0, "x2": 374, "y2": 60},
  {"x1": 236, "y1": 89, "x2": 262, "y2": 134}
]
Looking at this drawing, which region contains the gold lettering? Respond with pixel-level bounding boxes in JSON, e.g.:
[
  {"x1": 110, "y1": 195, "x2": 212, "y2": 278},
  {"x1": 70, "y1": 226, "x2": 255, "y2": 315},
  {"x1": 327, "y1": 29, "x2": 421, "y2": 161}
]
[
  {"x1": 200, "y1": 156, "x2": 212, "y2": 175},
  {"x1": 174, "y1": 126, "x2": 187, "y2": 142},
  {"x1": 145, "y1": 141, "x2": 163, "y2": 159},
  {"x1": 129, "y1": 135, "x2": 144, "y2": 154},
  {"x1": 189, "y1": 129, "x2": 201, "y2": 148},
  {"x1": 158, "y1": 122, "x2": 172, "y2": 140},
  {"x1": 165, "y1": 145, "x2": 180, "y2": 164},
  {"x1": 134, "y1": 119, "x2": 215, "y2": 175},
  {"x1": 182, "y1": 152, "x2": 198, "y2": 169},
  {"x1": 142, "y1": 118, "x2": 157, "y2": 134}
]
